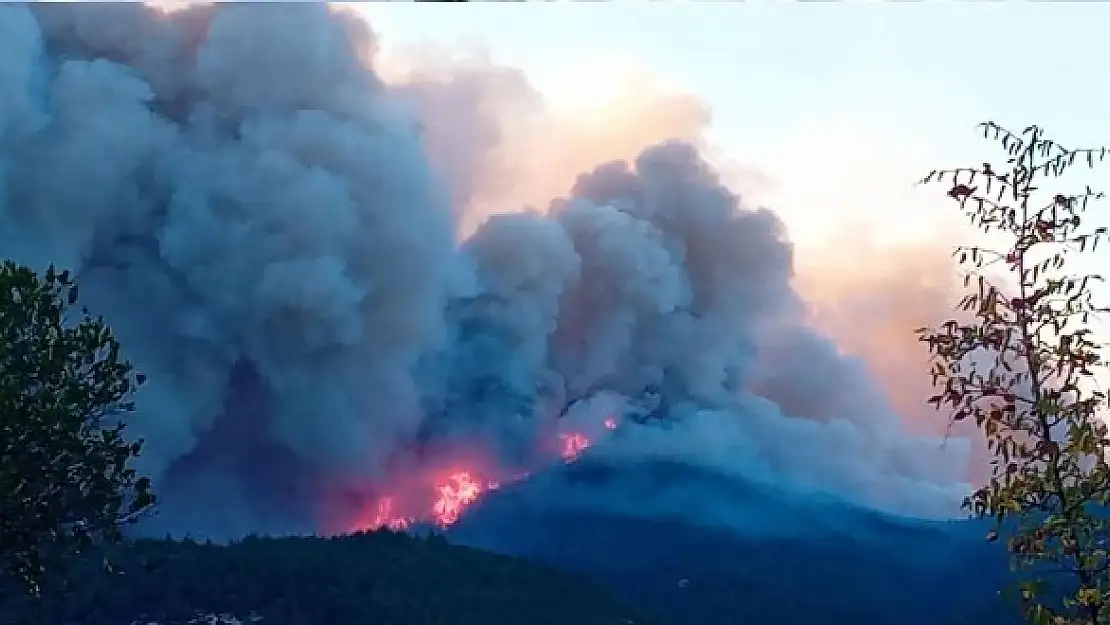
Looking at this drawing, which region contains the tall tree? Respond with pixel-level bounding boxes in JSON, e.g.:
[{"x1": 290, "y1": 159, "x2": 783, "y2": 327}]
[
  {"x1": 0, "y1": 261, "x2": 155, "y2": 603},
  {"x1": 919, "y1": 122, "x2": 1110, "y2": 624}
]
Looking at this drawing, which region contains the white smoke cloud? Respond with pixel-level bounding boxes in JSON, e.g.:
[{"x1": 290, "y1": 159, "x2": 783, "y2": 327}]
[{"x1": 0, "y1": 2, "x2": 970, "y2": 535}]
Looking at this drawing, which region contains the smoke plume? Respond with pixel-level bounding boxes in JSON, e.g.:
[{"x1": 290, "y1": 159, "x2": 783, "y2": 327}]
[{"x1": 0, "y1": 2, "x2": 971, "y2": 538}]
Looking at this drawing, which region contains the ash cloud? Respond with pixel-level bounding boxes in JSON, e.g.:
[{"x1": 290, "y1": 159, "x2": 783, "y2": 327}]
[{"x1": 0, "y1": 2, "x2": 969, "y2": 537}]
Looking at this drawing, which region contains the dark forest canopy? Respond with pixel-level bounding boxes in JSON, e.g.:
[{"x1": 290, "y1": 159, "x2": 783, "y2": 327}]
[{"x1": 2, "y1": 530, "x2": 664, "y2": 625}]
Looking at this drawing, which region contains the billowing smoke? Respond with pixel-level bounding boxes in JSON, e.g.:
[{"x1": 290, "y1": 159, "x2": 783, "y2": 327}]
[
  {"x1": 0, "y1": 2, "x2": 971, "y2": 538},
  {"x1": 795, "y1": 235, "x2": 994, "y2": 485}
]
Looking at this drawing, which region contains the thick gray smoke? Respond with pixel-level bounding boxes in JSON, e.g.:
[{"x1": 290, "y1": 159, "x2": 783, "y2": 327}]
[{"x1": 0, "y1": 2, "x2": 969, "y2": 537}]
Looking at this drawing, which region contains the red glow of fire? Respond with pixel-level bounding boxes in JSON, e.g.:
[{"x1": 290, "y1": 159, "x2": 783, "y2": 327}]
[
  {"x1": 432, "y1": 471, "x2": 485, "y2": 526},
  {"x1": 346, "y1": 466, "x2": 516, "y2": 533},
  {"x1": 368, "y1": 497, "x2": 412, "y2": 531},
  {"x1": 559, "y1": 432, "x2": 591, "y2": 461},
  {"x1": 345, "y1": 415, "x2": 619, "y2": 533}
]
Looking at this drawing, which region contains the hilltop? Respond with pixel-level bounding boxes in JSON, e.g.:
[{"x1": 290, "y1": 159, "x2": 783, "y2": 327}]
[
  {"x1": 460, "y1": 510, "x2": 1016, "y2": 625},
  {"x1": 450, "y1": 458, "x2": 1022, "y2": 625}
]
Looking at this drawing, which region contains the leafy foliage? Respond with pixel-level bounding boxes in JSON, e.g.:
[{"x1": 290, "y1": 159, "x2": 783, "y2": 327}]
[
  {"x1": 7, "y1": 531, "x2": 664, "y2": 625},
  {"x1": 0, "y1": 261, "x2": 155, "y2": 603},
  {"x1": 918, "y1": 123, "x2": 1110, "y2": 624}
]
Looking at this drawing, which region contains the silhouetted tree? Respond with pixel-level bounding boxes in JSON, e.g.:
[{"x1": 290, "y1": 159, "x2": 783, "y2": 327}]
[
  {"x1": 0, "y1": 262, "x2": 155, "y2": 609},
  {"x1": 919, "y1": 123, "x2": 1110, "y2": 624}
]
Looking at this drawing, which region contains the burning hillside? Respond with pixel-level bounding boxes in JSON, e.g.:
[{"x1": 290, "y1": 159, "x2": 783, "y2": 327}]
[
  {"x1": 0, "y1": 1, "x2": 971, "y2": 540},
  {"x1": 329, "y1": 407, "x2": 620, "y2": 533}
]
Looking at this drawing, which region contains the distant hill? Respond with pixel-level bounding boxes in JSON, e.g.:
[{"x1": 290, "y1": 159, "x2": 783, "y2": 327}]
[
  {"x1": 450, "y1": 458, "x2": 1022, "y2": 625},
  {"x1": 9, "y1": 532, "x2": 664, "y2": 625}
]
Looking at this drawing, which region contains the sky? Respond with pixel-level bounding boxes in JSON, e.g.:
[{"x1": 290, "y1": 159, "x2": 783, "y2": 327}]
[{"x1": 356, "y1": 1, "x2": 1110, "y2": 250}]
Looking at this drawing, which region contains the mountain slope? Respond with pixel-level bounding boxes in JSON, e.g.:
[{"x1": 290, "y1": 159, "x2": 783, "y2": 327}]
[
  {"x1": 9, "y1": 457, "x2": 1021, "y2": 625},
  {"x1": 450, "y1": 458, "x2": 1021, "y2": 625}
]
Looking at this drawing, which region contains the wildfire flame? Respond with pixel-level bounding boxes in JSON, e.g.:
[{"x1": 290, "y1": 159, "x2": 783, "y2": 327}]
[
  {"x1": 347, "y1": 414, "x2": 619, "y2": 533},
  {"x1": 432, "y1": 471, "x2": 484, "y2": 527},
  {"x1": 368, "y1": 497, "x2": 411, "y2": 531},
  {"x1": 559, "y1": 432, "x2": 591, "y2": 460}
]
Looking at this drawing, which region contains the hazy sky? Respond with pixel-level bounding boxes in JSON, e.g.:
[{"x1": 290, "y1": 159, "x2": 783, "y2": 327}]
[{"x1": 356, "y1": 2, "x2": 1110, "y2": 246}]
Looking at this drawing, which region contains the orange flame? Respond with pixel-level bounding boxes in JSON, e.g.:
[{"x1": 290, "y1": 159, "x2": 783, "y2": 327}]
[
  {"x1": 345, "y1": 415, "x2": 619, "y2": 533},
  {"x1": 368, "y1": 497, "x2": 412, "y2": 531},
  {"x1": 432, "y1": 471, "x2": 485, "y2": 527},
  {"x1": 559, "y1": 432, "x2": 591, "y2": 461}
]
